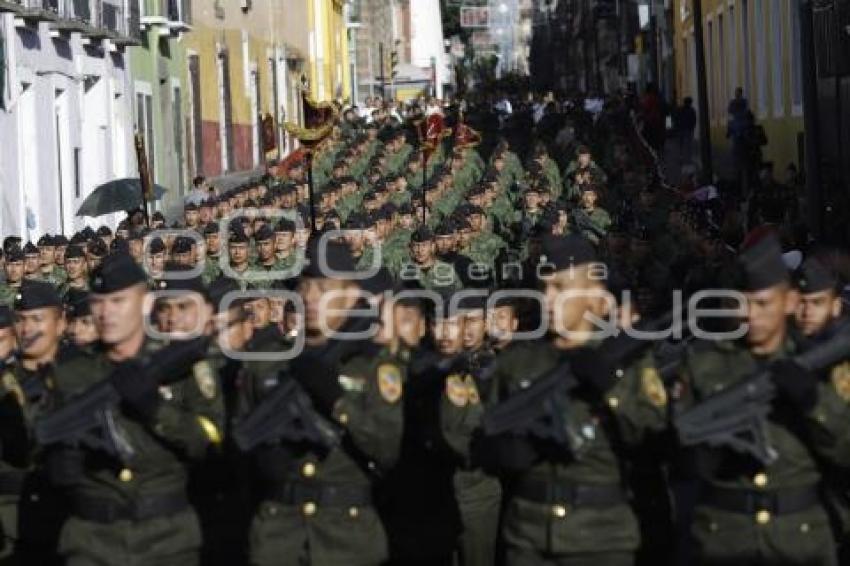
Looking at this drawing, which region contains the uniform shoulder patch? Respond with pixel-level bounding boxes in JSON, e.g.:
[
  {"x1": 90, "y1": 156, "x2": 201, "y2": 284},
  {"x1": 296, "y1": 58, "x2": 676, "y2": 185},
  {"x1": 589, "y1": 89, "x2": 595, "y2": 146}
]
[
  {"x1": 193, "y1": 361, "x2": 217, "y2": 400},
  {"x1": 377, "y1": 363, "x2": 403, "y2": 403},
  {"x1": 464, "y1": 374, "x2": 480, "y2": 405},
  {"x1": 1, "y1": 371, "x2": 24, "y2": 406},
  {"x1": 831, "y1": 362, "x2": 850, "y2": 402},
  {"x1": 641, "y1": 366, "x2": 668, "y2": 407},
  {"x1": 446, "y1": 373, "x2": 469, "y2": 407}
]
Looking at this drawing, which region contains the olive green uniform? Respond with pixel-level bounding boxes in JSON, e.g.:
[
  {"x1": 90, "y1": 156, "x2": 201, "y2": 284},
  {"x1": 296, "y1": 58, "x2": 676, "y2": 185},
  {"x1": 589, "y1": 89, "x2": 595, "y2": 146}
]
[
  {"x1": 489, "y1": 341, "x2": 668, "y2": 565},
  {"x1": 49, "y1": 341, "x2": 224, "y2": 566},
  {"x1": 241, "y1": 344, "x2": 404, "y2": 566},
  {"x1": 675, "y1": 338, "x2": 850, "y2": 565}
]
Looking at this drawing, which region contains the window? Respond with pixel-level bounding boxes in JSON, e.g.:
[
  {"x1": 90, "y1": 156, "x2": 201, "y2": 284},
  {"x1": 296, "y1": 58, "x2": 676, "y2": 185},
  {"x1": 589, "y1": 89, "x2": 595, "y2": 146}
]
[
  {"x1": 790, "y1": 0, "x2": 803, "y2": 113},
  {"x1": 188, "y1": 54, "x2": 203, "y2": 175},
  {"x1": 771, "y1": 1, "x2": 784, "y2": 117},
  {"x1": 217, "y1": 48, "x2": 234, "y2": 172},
  {"x1": 135, "y1": 89, "x2": 155, "y2": 182},
  {"x1": 754, "y1": 0, "x2": 768, "y2": 117}
]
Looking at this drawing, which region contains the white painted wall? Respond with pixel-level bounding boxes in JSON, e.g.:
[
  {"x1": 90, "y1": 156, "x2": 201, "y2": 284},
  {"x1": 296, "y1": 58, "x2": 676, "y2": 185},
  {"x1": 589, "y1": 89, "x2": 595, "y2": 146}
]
[
  {"x1": 0, "y1": 16, "x2": 133, "y2": 239},
  {"x1": 409, "y1": 0, "x2": 449, "y2": 98}
]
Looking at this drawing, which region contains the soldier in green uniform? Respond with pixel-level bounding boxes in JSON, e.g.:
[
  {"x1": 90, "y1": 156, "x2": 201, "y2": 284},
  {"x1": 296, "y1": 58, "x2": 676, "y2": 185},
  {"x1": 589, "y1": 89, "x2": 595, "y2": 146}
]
[
  {"x1": 673, "y1": 234, "x2": 850, "y2": 566},
  {"x1": 574, "y1": 186, "x2": 612, "y2": 245},
  {"x1": 37, "y1": 236, "x2": 66, "y2": 286},
  {"x1": 247, "y1": 225, "x2": 281, "y2": 290},
  {"x1": 0, "y1": 249, "x2": 25, "y2": 307},
  {"x1": 47, "y1": 252, "x2": 224, "y2": 566},
  {"x1": 202, "y1": 223, "x2": 223, "y2": 286},
  {"x1": 226, "y1": 230, "x2": 252, "y2": 290},
  {"x1": 398, "y1": 227, "x2": 460, "y2": 291},
  {"x1": 480, "y1": 234, "x2": 668, "y2": 566},
  {"x1": 461, "y1": 205, "x2": 507, "y2": 271},
  {"x1": 239, "y1": 240, "x2": 404, "y2": 566},
  {"x1": 22, "y1": 243, "x2": 41, "y2": 282},
  {"x1": 0, "y1": 283, "x2": 68, "y2": 564},
  {"x1": 273, "y1": 219, "x2": 304, "y2": 278},
  {"x1": 793, "y1": 256, "x2": 844, "y2": 338},
  {"x1": 64, "y1": 289, "x2": 98, "y2": 348}
]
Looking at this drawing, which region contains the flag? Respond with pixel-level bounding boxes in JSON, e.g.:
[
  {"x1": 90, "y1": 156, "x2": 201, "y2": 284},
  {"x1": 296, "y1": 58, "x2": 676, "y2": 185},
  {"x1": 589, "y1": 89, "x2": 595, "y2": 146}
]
[
  {"x1": 417, "y1": 113, "x2": 452, "y2": 164},
  {"x1": 454, "y1": 117, "x2": 481, "y2": 149},
  {"x1": 283, "y1": 92, "x2": 339, "y2": 150}
]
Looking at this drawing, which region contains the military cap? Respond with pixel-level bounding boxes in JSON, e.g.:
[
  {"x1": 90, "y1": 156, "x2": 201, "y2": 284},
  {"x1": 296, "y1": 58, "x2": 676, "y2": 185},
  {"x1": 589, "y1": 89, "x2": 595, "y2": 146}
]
[
  {"x1": 280, "y1": 183, "x2": 296, "y2": 195},
  {"x1": 64, "y1": 288, "x2": 91, "y2": 319},
  {"x1": 0, "y1": 306, "x2": 12, "y2": 328},
  {"x1": 110, "y1": 239, "x2": 130, "y2": 254},
  {"x1": 37, "y1": 234, "x2": 54, "y2": 247},
  {"x1": 541, "y1": 234, "x2": 599, "y2": 271},
  {"x1": 5, "y1": 248, "x2": 23, "y2": 263},
  {"x1": 3, "y1": 237, "x2": 22, "y2": 254},
  {"x1": 362, "y1": 190, "x2": 379, "y2": 202},
  {"x1": 14, "y1": 280, "x2": 62, "y2": 311},
  {"x1": 200, "y1": 197, "x2": 216, "y2": 208},
  {"x1": 254, "y1": 224, "x2": 274, "y2": 242},
  {"x1": 172, "y1": 236, "x2": 194, "y2": 254},
  {"x1": 411, "y1": 226, "x2": 434, "y2": 243},
  {"x1": 274, "y1": 218, "x2": 295, "y2": 233},
  {"x1": 69, "y1": 233, "x2": 87, "y2": 246},
  {"x1": 398, "y1": 203, "x2": 414, "y2": 216},
  {"x1": 228, "y1": 229, "x2": 250, "y2": 244},
  {"x1": 736, "y1": 233, "x2": 789, "y2": 291},
  {"x1": 97, "y1": 226, "x2": 113, "y2": 237},
  {"x1": 435, "y1": 222, "x2": 456, "y2": 237},
  {"x1": 80, "y1": 226, "x2": 97, "y2": 240},
  {"x1": 203, "y1": 222, "x2": 220, "y2": 236},
  {"x1": 64, "y1": 244, "x2": 85, "y2": 260},
  {"x1": 466, "y1": 205, "x2": 485, "y2": 217},
  {"x1": 87, "y1": 239, "x2": 109, "y2": 258},
  {"x1": 53, "y1": 235, "x2": 69, "y2": 246},
  {"x1": 374, "y1": 208, "x2": 393, "y2": 222},
  {"x1": 795, "y1": 257, "x2": 839, "y2": 294},
  {"x1": 302, "y1": 239, "x2": 356, "y2": 278},
  {"x1": 467, "y1": 184, "x2": 486, "y2": 197},
  {"x1": 344, "y1": 214, "x2": 369, "y2": 230},
  {"x1": 148, "y1": 237, "x2": 166, "y2": 255},
  {"x1": 152, "y1": 211, "x2": 166, "y2": 222},
  {"x1": 154, "y1": 262, "x2": 206, "y2": 295},
  {"x1": 184, "y1": 201, "x2": 199, "y2": 212},
  {"x1": 522, "y1": 184, "x2": 541, "y2": 195},
  {"x1": 207, "y1": 277, "x2": 248, "y2": 313},
  {"x1": 23, "y1": 242, "x2": 39, "y2": 256},
  {"x1": 90, "y1": 252, "x2": 147, "y2": 293}
]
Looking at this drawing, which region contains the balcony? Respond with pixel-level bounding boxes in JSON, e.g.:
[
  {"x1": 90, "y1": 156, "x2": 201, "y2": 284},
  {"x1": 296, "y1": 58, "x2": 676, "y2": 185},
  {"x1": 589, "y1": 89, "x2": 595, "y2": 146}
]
[
  {"x1": 52, "y1": 0, "x2": 94, "y2": 33},
  {"x1": 12, "y1": 0, "x2": 61, "y2": 22},
  {"x1": 141, "y1": 0, "x2": 190, "y2": 33}
]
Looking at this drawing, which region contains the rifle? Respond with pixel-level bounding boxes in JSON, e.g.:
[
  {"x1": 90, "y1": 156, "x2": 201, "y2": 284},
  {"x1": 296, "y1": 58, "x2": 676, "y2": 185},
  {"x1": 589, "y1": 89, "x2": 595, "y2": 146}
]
[
  {"x1": 35, "y1": 337, "x2": 210, "y2": 462},
  {"x1": 674, "y1": 324, "x2": 850, "y2": 465},
  {"x1": 571, "y1": 208, "x2": 608, "y2": 239},
  {"x1": 232, "y1": 313, "x2": 375, "y2": 453}
]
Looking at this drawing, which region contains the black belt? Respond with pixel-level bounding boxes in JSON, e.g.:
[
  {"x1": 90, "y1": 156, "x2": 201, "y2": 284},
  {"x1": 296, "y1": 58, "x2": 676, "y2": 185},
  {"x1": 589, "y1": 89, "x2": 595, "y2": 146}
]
[
  {"x1": 72, "y1": 491, "x2": 189, "y2": 523},
  {"x1": 0, "y1": 471, "x2": 26, "y2": 496},
  {"x1": 269, "y1": 482, "x2": 372, "y2": 507},
  {"x1": 514, "y1": 479, "x2": 626, "y2": 508},
  {"x1": 701, "y1": 484, "x2": 821, "y2": 515}
]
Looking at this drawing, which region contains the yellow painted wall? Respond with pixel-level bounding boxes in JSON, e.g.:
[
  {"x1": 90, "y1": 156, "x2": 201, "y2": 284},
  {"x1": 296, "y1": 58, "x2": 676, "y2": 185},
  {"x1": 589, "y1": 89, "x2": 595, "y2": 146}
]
[
  {"x1": 673, "y1": 0, "x2": 804, "y2": 169},
  {"x1": 307, "y1": 0, "x2": 351, "y2": 102}
]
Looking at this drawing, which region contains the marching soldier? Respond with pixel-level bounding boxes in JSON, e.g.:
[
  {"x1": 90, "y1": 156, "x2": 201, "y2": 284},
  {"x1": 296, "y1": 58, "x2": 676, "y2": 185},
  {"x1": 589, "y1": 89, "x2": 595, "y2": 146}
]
[
  {"x1": 674, "y1": 234, "x2": 850, "y2": 565},
  {"x1": 794, "y1": 255, "x2": 845, "y2": 339},
  {"x1": 46, "y1": 253, "x2": 224, "y2": 566},
  {"x1": 0, "y1": 250, "x2": 24, "y2": 307},
  {"x1": 238, "y1": 240, "x2": 403, "y2": 566}
]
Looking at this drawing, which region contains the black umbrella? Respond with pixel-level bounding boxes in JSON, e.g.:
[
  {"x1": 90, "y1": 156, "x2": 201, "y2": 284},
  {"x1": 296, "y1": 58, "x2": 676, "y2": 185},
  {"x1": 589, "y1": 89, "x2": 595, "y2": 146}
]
[{"x1": 76, "y1": 178, "x2": 167, "y2": 218}]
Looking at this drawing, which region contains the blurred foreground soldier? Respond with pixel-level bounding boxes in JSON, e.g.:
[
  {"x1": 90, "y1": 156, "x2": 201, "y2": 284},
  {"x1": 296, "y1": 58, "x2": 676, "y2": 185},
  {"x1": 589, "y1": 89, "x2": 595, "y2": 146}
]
[
  {"x1": 238, "y1": 240, "x2": 403, "y2": 566},
  {"x1": 47, "y1": 253, "x2": 223, "y2": 566},
  {"x1": 794, "y1": 256, "x2": 844, "y2": 338},
  {"x1": 0, "y1": 307, "x2": 14, "y2": 362},
  {"x1": 0, "y1": 250, "x2": 24, "y2": 307},
  {"x1": 675, "y1": 234, "x2": 848, "y2": 565},
  {"x1": 64, "y1": 289, "x2": 98, "y2": 348},
  {"x1": 480, "y1": 234, "x2": 668, "y2": 566},
  {"x1": 0, "y1": 281, "x2": 68, "y2": 564}
]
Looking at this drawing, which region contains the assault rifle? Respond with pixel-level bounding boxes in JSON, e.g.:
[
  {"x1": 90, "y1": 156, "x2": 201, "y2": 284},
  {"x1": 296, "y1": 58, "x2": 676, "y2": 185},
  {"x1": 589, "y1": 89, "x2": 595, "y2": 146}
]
[
  {"x1": 675, "y1": 324, "x2": 850, "y2": 465},
  {"x1": 35, "y1": 336, "x2": 211, "y2": 461}
]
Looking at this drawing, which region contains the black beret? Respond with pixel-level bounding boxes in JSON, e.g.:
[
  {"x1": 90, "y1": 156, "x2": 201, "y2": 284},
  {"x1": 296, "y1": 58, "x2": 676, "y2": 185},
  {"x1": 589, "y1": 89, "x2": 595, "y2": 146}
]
[
  {"x1": 302, "y1": 239, "x2": 356, "y2": 278},
  {"x1": 37, "y1": 235, "x2": 54, "y2": 247},
  {"x1": 5, "y1": 248, "x2": 24, "y2": 262},
  {"x1": 795, "y1": 257, "x2": 839, "y2": 294},
  {"x1": 398, "y1": 203, "x2": 414, "y2": 216},
  {"x1": 435, "y1": 222, "x2": 456, "y2": 237},
  {"x1": 254, "y1": 225, "x2": 274, "y2": 242},
  {"x1": 69, "y1": 233, "x2": 87, "y2": 246},
  {"x1": 184, "y1": 202, "x2": 199, "y2": 211},
  {"x1": 64, "y1": 288, "x2": 91, "y2": 318},
  {"x1": 3, "y1": 237, "x2": 22, "y2": 254},
  {"x1": 23, "y1": 242, "x2": 38, "y2": 255},
  {"x1": 14, "y1": 280, "x2": 62, "y2": 311},
  {"x1": 148, "y1": 237, "x2": 166, "y2": 254},
  {"x1": 0, "y1": 306, "x2": 12, "y2": 328},
  {"x1": 152, "y1": 211, "x2": 166, "y2": 221},
  {"x1": 541, "y1": 234, "x2": 599, "y2": 272},
  {"x1": 53, "y1": 235, "x2": 69, "y2": 246},
  {"x1": 274, "y1": 219, "x2": 296, "y2": 233},
  {"x1": 736, "y1": 233, "x2": 789, "y2": 292},
  {"x1": 87, "y1": 239, "x2": 109, "y2": 258},
  {"x1": 96, "y1": 226, "x2": 113, "y2": 237},
  {"x1": 110, "y1": 239, "x2": 130, "y2": 254},
  {"x1": 154, "y1": 262, "x2": 206, "y2": 295},
  {"x1": 172, "y1": 236, "x2": 194, "y2": 254},
  {"x1": 344, "y1": 214, "x2": 369, "y2": 230},
  {"x1": 229, "y1": 229, "x2": 249, "y2": 244},
  {"x1": 90, "y1": 252, "x2": 147, "y2": 293},
  {"x1": 411, "y1": 226, "x2": 434, "y2": 243},
  {"x1": 201, "y1": 222, "x2": 218, "y2": 236}
]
